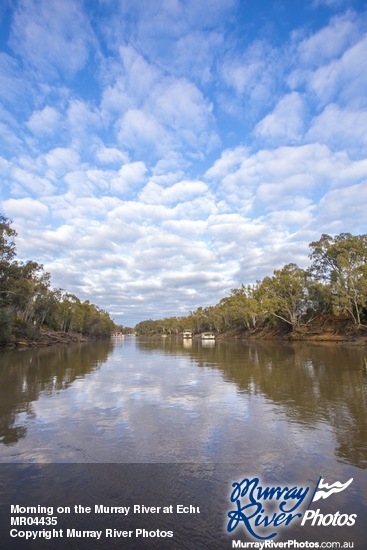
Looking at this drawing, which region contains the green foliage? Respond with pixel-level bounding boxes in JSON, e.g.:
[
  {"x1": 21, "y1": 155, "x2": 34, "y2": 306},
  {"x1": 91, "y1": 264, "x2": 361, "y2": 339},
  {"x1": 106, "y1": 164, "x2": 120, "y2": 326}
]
[
  {"x1": 258, "y1": 263, "x2": 320, "y2": 328},
  {"x1": 0, "y1": 214, "x2": 17, "y2": 265},
  {"x1": 218, "y1": 285, "x2": 260, "y2": 330},
  {"x1": 0, "y1": 214, "x2": 117, "y2": 342},
  {"x1": 309, "y1": 233, "x2": 367, "y2": 325},
  {"x1": 0, "y1": 307, "x2": 14, "y2": 342},
  {"x1": 135, "y1": 232, "x2": 367, "y2": 334}
]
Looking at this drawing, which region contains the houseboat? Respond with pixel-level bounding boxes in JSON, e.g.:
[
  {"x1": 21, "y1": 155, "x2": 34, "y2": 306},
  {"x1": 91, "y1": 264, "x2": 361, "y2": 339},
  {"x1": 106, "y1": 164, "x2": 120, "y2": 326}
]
[
  {"x1": 182, "y1": 330, "x2": 193, "y2": 338},
  {"x1": 201, "y1": 332, "x2": 216, "y2": 340}
]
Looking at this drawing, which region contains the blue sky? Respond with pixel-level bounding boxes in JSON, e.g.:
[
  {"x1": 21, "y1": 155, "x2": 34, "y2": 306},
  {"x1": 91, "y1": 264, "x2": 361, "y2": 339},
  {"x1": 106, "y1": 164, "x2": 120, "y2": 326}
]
[{"x1": 1, "y1": 0, "x2": 367, "y2": 327}]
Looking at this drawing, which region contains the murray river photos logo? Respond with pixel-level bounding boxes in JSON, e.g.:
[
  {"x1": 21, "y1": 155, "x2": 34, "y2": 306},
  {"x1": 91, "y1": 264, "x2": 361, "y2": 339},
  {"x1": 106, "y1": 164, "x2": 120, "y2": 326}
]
[{"x1": 227, "y1": 476, "x2": 355, "y2": 540}]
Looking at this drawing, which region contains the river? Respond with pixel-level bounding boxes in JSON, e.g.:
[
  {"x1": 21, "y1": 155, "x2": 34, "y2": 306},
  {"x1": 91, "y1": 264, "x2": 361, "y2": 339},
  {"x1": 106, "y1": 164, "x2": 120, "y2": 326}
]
[{"x1": 0, "y1": 337, "x2": 366, "y2": 548}]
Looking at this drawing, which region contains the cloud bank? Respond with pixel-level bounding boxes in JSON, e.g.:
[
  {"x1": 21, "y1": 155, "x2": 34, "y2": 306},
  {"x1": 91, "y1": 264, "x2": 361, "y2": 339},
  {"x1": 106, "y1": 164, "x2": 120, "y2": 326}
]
[{"x1": 0, "y1": 0, "x2": 366, "y2": 325}]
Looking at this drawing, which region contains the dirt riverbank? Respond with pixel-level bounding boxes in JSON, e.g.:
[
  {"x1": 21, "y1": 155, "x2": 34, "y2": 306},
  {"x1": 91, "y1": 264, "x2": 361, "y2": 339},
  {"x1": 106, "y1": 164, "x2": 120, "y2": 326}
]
[
  {"x1": 224, "y1": 314, "x2": 367, "y2": 345},
  {"x1": 0, "y1": 328, "x2": 93, "y2": 348}
]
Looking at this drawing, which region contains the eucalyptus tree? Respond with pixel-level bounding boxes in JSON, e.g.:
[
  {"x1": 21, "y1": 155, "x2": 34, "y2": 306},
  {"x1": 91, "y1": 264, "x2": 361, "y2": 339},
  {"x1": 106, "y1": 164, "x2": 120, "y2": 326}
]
[
  {"x1": 258, "y1": 263, "x2": 315, "y2": 329},
  {"x1": 218, "y1": 285, "x2": 260, "y2": 331},
  {"x1": 0, "y1": 213, "x2": 117, "y2": 341},
  {"x1": 0, "y1": 214, "x2": 17, "y2": 265},
  {"x1": 0, "y1": 215, "x2": 17, "y2": 340},
  {"x1": 309, "y1": 233, "x2": 367, "y2": 325}
]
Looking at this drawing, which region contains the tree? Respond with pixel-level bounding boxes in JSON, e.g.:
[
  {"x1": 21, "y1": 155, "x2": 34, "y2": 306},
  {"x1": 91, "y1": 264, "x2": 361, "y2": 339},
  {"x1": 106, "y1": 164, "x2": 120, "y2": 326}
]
[
  {"x1": 0, "y1": 214, "x2": 17, "y2": 265},
  {"x1": 0, "y1": 213, "x2": 118, "y2": 340},
  {"x1": 309, "y1": 233, "x2": 367, "y2": 325},
  {"x1": 258, "y1": 263, "x2": 315, "y2": 329},
  {"x1": 0, "y1": 215, "x2": 18, "y2": 340},
  {"x1": 218, "y1": 285, "x2": 260, "y2": 331}
]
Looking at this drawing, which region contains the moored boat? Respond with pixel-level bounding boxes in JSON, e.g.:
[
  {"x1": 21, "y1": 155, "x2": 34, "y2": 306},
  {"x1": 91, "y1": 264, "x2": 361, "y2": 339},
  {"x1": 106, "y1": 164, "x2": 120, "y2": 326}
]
[{"x1": 201, "y1": 332, "x2": 215, "y2": 340}]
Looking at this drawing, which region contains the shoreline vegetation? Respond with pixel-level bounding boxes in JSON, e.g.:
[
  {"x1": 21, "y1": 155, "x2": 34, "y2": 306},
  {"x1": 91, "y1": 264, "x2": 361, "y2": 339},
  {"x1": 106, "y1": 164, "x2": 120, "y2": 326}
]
[
  {"x1": 1, "y1": 214, "x2": 120, "y2": 348},
  {"x1": 3, "y1": 313, "x2": 367, "y2": 349},
  {"x1": 2, "y1": 213, "x2": 367, "y2": 348},
  {"x1": 133, "y1": 314, "x2": 367, "y2": 346},
  {"x1": 134, "y1": 232, "x2": 367, "y2": 346}
]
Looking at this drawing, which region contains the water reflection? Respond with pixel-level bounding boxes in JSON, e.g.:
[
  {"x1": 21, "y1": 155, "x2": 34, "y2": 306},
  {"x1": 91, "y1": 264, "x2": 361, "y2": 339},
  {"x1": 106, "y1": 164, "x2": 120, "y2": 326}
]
[
  {"x1": 0, "y1": 338, "x2": 366, "y2": 470},
  {"x1": 136, "y1": 338, "x2": 367, "y2": 468},
  {"x1": 0, "y1": 342, "x2": 114, "y2": 446}
]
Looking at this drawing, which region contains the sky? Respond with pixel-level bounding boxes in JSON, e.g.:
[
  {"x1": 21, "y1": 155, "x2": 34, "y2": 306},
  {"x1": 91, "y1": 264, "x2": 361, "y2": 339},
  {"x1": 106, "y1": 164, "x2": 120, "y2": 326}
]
[{"x1": 1, "y1": 0, "x2": 367, "y2": 327}]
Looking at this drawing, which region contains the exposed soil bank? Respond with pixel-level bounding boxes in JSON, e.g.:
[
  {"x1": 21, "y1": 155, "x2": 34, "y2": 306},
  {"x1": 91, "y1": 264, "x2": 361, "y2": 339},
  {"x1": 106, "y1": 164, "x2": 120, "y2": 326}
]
[
  {"x1": 223, "y1": 314, "x2": 367, "y2": 345},
  {"x1": 0, "y1": 328, "x2": 95, "y2": 349}
]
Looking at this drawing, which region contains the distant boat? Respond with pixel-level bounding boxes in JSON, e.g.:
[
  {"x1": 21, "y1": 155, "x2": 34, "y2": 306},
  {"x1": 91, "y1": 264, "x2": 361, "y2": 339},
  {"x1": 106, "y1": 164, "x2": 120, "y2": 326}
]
[
  {"x1": 201, "y1": 332, "x2": 216, "y2": 340},
  {"x1": 111, "y1": 332, "x2": 124, "y2": 338},
  {"x1": 182, "y1": 330, "x2": 193, "y2": 338}
]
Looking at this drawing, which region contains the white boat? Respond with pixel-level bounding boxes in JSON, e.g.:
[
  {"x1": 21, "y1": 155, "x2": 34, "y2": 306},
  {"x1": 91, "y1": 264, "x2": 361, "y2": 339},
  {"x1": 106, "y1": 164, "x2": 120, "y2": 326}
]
[
  {"x1": 182, "y1": 330, "x2": 193, "y2": 338},
  {"x1": 201, "y1": 332, "x2": 216, "y2": 340}
]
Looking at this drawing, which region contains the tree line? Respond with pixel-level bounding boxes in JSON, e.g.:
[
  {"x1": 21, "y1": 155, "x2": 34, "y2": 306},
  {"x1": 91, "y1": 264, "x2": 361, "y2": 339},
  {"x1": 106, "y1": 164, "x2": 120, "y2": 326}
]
[
  {"x1": 135, "y1": 232, "x2": 367, "y2": 336},
  {"x1": 0, "y1": 214, "x2": 117, "y2": 342}
]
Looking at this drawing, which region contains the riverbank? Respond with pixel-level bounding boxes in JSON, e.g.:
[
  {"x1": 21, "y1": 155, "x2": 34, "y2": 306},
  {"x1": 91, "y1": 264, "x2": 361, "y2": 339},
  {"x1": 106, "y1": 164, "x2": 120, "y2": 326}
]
[
  {"x1": 0, "y1": 328, "x2": 94, "y2": 348},
  {"x1": 220, "y1": 314, "x2": 367, "y2": 345},
  {"x1": 3, "y1": 315, "x2": 367, "y2": 348}
]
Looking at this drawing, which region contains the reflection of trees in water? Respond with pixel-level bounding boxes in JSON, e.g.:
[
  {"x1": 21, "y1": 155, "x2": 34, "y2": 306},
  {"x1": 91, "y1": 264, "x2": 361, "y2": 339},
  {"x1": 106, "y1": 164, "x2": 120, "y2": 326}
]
[
  {"x1": 136, "y1": 337, "x2": 367, "y2": 468},
  {"x1": 0, "y1": 342, "x2": 114, "y2": 445}
]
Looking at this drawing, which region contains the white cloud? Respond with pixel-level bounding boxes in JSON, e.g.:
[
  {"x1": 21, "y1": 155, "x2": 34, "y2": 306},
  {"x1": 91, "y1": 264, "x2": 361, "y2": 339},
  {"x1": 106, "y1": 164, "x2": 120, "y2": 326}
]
[
  {"x1": 0, "y1": 52, "x2": 28, "y2": 106},
  {"x1": 64, "y1": 170, "x2": 110, "y2": 197},
  {"x1": 309, "y1": 35, "x2": 367, "y2": 106},
  {"x1": 219, "y1": 40, "x2": 282, "y2": 116},
  {"x1": 44, "y1": 148, "x2": 81, "y2": 179},
  {"x1": 0, "y1": 116, "x2": 22, "y2": 153},
  {"x1": 316, "y1": 181, "x2": 367, "y2": 234},
  {"x1": 266, "y1": 207, "x2": 314, "y2": 229},
  {"x1": 1, "y1": 0, "x2": 366, "y2": 326},
  {"x1": 27, "y1": 106, "x2": 62, "y2": 136},
  {"x1": 306, "y1": 104, "x2": 367, "y2": 155},
  {"x1": 153, "y1": 79, "x2": 213, "y2": 136},
  {"x1": 10, "y1": 0, "x2": 94, "y2": 79},
  {"x1": 205, "y1": 143, "x2": 367, "y2": 221},
  {"x1": 11, "y1": 167, "x2": 56, "y2": 196},
  {"x1": 67, "y1": 100, "x2": 102, "y2": 139},
  {"x1": 254, "y1": 92, "x2": 305, "y2": 144},
  {"x1": 2, "y1": 197, "x2": 49, "y2": 220},
  {"x1": 106, "y1": 201, "x2": 174, "y2": 225},
  {"x1": 119, "y1": 44, "x2": 161, "y2": 102},
  {"x1": 205, "y1": 146, "x2": 248, "y2": 181},
  {"x1": 118, "y1": 109, "x2": 173, "y2": 155},
  {"x1": 95, "y1": 146, "x2": 129, "y2": 165},
  {"x1": 289, "y1": 32, "x2": 367, "y2": 108},
  {"x1": 111, "y1": 162, "x2": 148, "y2": 195},
  {"x1": 103, "y1": 44, "x2": 217, "y2": 159},
  {"x1": 183, "y1": 0, "x2": 237, "y2": 27},
  {"x1": 162, "y1": 219, "x2": 207, "y2": 239},
  {"x1": 101, "y1": 45, "x2": 160, "y2": 117},
  {"x1": 161, "y1": 30, "x2": 222, "y2": 84},
  {"x1": 139, "y1": 180, "x2": 208, "y2": 205},
  {"x1": 297, "y1": 11, "x2": 361, "y2": 68},
  {"x1": 208, "y1": 214, "x2": 267, "y2": 246}
]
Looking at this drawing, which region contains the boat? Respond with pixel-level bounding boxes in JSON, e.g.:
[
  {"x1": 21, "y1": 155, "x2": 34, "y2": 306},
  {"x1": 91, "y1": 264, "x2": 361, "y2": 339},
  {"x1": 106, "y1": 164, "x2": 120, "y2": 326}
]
[
  {"x1": 201, "y1": 332, "x2": 216, "y2": 340},
  {"x1": 182, "y1": 330, "x2": 193, "y2": 338}
]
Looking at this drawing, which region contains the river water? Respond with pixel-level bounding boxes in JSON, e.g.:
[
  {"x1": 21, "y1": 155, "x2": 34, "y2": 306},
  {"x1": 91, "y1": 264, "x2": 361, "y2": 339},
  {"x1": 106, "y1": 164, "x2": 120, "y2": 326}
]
[{"x1": 0, "y1": 337, "x2": 366, "y2": 548}]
